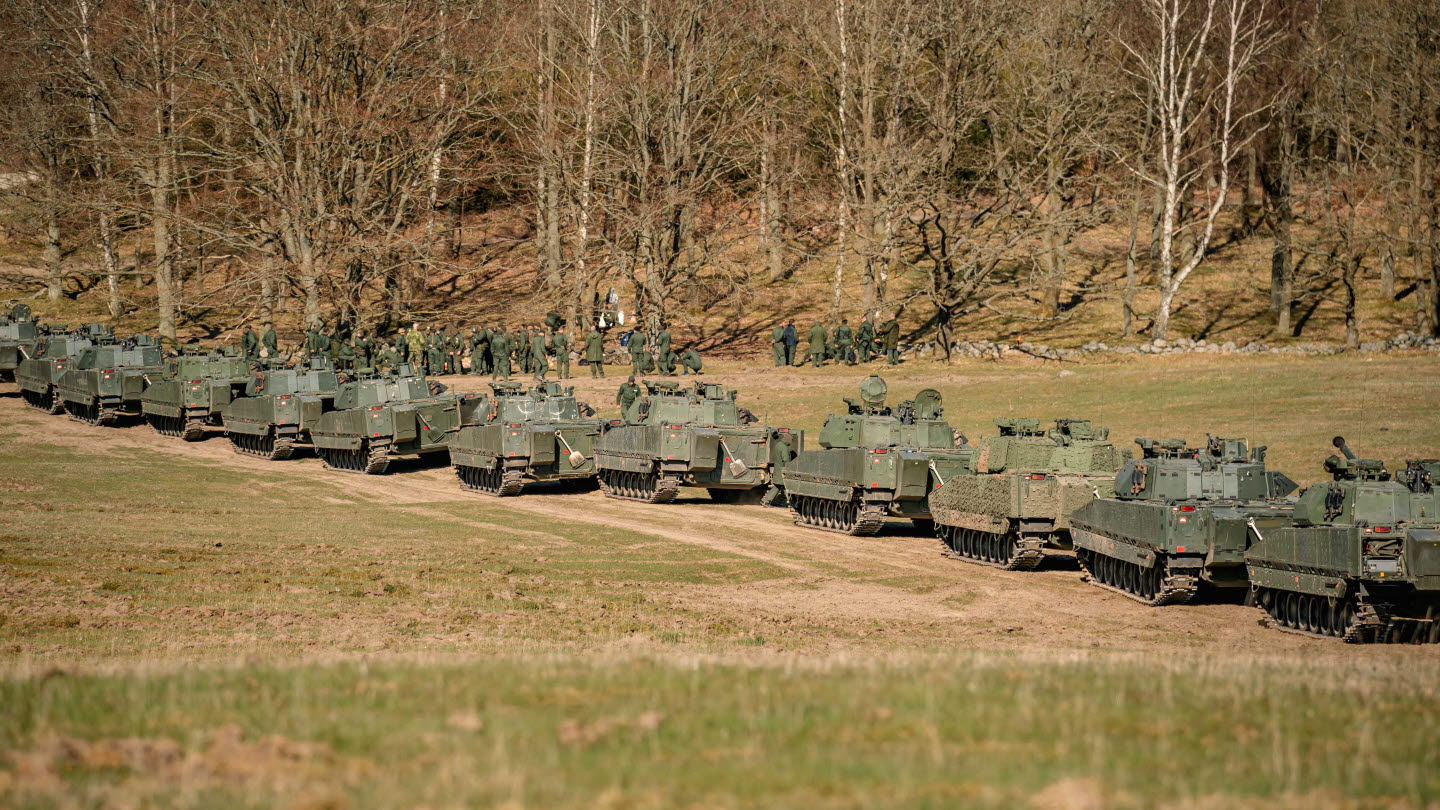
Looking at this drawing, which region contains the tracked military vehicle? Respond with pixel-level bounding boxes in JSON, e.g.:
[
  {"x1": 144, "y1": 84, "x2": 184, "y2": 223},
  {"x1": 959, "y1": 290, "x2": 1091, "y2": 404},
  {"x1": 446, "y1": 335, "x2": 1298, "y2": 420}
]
[
  {"x1": 0, "y1": 306, "x2": 41, "y2": 381},
  {"x1": 311, "y1": 373, "x2": 483, "y2": 474},
  {"x1": 448, "y1": 381, "x2": 604, "y2": 496},
  {"x1": 222, "y1": 360, "x2": 343, "y2": 459},
  {"x1": 593, "y1": 380, "x2": 802, "y2": 504},
  {"x1": 930, "y1": 418, "x2": 1128, "y2": 571},
  {"x1": 141, "y1": 350, "x2": 254, "y2": 440},
  {"x1": 15, "y1": 326, "x2": 114, "y2": 413},
  {"x1": 779, "y1": 376, "x2": 972, "y2": 536},
  {"x1": 1247, "y1": 439, "x2": 1440, "y2": 643},
  {"x1": 1069, "y1": 435, "x2": 1298, "y2": 605},
  {"x1": 55, "y1": 341, "x2": 165, "y2": 426}
]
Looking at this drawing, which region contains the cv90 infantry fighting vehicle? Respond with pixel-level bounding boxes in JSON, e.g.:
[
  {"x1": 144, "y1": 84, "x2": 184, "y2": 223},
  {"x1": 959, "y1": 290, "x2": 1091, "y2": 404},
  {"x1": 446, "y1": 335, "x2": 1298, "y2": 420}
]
[
  {"x1": 593, "y1": 380, "x2": 802, "y2": 504},
  {"x1": 780, "y1": 376, "x2": 972, "y2": 536},
  {"x1": 1246, "y1": 438, "x2": 1440, "y2": 643},
  {"x1": 449, "y1": 381, "x2": 604, "y2": 496},
  {"x1": 930, "y1": 418, "x2": 1129, "y2": 571},
  {"x1": 222, "y1": 360, "x2": 343, "y2": 460},
  {"x1": 0, "y1": 306, "x2": 41, "y2": 381},
  {"x1": 1069, "y1": 436, "x2": 1298, "y2": 605},
  {"x1": 141, "y1": 350, "x2": 254, "y2": 440},
  {"x1": 311, "y1": 374, "x2": 483, "y2": 474},
  {"x1": 55, "y1": 341, "x2": 165, "y2": 426},
  {"x1": 15, "y1": 326, "x2": 114, "y2": 413}
]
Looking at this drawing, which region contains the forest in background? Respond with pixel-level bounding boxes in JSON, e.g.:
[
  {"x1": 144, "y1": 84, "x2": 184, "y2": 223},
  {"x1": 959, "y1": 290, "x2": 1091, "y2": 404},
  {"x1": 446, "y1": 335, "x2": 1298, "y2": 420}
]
[{"x1": 0, "y1": 0, "x2": 1437, "y2": 355}]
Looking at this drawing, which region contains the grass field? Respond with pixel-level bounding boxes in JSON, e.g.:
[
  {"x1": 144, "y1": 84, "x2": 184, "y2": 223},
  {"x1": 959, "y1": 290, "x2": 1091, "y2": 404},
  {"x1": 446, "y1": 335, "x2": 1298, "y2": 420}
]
[{"x1": 2, "y1": 353, "x2": 1438, "y2": 808}]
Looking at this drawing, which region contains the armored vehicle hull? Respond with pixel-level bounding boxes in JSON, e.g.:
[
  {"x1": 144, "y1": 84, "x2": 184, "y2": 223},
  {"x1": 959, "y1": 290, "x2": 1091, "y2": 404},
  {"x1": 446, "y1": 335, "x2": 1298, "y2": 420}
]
[
  {"x1": 449, "y1": 382, "x2": 604, "y2": 496},
  {"x1": 780, "y1": 376, "x2": 970, "y2": 535},
  {"x1": 311, "y1": 376, "x2": 480, "y2": 474},
  {"x1": 17, "y1": 355, "x2": 70, "y2": 413},
  {"x1": 783, "y1": 447, "x2": 971, "y2": 535},
  {"x1": 0, "y1": 320, "x2": 40, "y2": 381},
  {"x1": 592, "y1": 380, "x2": 800, "y2": 505},
  {"x1": 55, "y1": 343, "x2": 164, "y2": 426},
  {"x1": 1245, "y1": 447, "x2": 1440, "y2": 643},
  {"x1": 222, "y1": 365, "x2": 341, "y2": 460},
  {"x1": 1068, "y1": 435, "x2": 1298, "y2": 605},
  {"x1": 931, "y1": 418, "x2": 1127, "y2": 571},
  {"x1": 142, "y1": 355, "x2": 252, "y2": 441}
]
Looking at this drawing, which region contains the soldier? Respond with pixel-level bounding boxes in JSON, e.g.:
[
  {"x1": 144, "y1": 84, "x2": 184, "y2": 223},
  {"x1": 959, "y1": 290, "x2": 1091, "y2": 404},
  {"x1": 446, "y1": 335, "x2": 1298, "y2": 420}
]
[
  {"x1": 395, "y1": 328, "x2": 410, "y2": 364},
  {"x1": 770, "y1": 323, "x2": 786, "y2": 366},
  {"x1": 469, "y1": 328, "x2": 487, "y2": 376},
  {"x1": 628, "y1": 326, "x2": 648, "y2": 375},
  {"x1": 585, "y1": 327, "x2": 605, "y2": 377},
  {"x1": 679, "y1": 346, "x2": 703, "y2": 375},
  {"x1": 490, "y1": 328, "x2": 512, "y2": 379},
  {"x1": 261, "y1": 322, "x2": 279, "y2": 360},
  {"x1": 879, "y1": 315, "x2": 901, "y2": 365},
  {"x1": 530, "y1": 328, "x2": 549, "y2": 381},
  {"x1": 336, "y1": 336, "x2": 355, "y2": 370},
  {"x1": 447, "y1": 328, "x2": 464, "y2": 374},
  {"x1": 304, "y1": 325, "x2": 324, "y2": 357},
  {"x1": 808, "y1": 322, "x2": 827, "y2": 367},
  {"x1": 514, "y1": 327, "x2": 528, "y2": 374},
  {"x1": 834, "y1": 318, "x2": 855, "y2": 366},
  {"x1": 355, "y1": 329, "x2": 374, "y2": 369},
  {"x1": 856, "y1": 315, "x2": 875, "y2": 362},
  {"x1": 654, "y1": 326, "x2": 674, "y2": 375},
  {"x1": 782, "y1": 319, "x2": 799, "y2": 366},
  {"x1": 375, "y1": 342, "x2": 399, "y2": 373},
  {"x1": 240, "y1": 324, "x2": 259, "y2": 361},
  {"x1": 552, "y1": 330, "x2": 571, "y2": 379},
  {"x1": 406, "y1": 325, "x2": 427, "y2": 373},
  {"x1": 427, "y1": 328, "x2": 445, "y2": 375},
  {"x1": 616, "y1": 375, "x2": 640, "y2": 418}
]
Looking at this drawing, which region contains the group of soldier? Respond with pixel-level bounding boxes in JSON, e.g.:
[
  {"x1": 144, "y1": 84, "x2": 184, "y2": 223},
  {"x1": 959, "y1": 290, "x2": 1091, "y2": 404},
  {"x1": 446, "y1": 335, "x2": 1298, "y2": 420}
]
[
  {"x1": 770, "y1": 314, "x2": 902, "y2": 367},
  {"x1": 236, "y1": 312, "x2": 703, "y2": 382}
]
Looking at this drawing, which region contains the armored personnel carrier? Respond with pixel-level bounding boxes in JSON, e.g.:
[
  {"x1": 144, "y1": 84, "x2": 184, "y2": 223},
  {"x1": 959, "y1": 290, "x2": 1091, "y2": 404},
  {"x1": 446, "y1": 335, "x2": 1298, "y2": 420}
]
[
  {"x1": 593, "y1": 380, "x2": 802, "y2": 504},
  {"x1": 222, "y1": 359, "x2": 343, "y2": 460},
  {"x1": 0, "y1": 305, "x2": 41, "y2": 381},
  {"x1": 311, "y1": 373, "x2": 483, "y2": 474},
  {"x1": 930, "y1": 418, "x2": 1128, "y2": 571},
  {"x1": 1247, "y1": 439, "x2": 1440, "y2": 643},
  {"x1": 141, "y1": 350, "x2": 254, "y2": 440},
  {"x1": 449, "y1": 381, "x2": 604, "y2": 496},
  {"x1": 779, "y1": 376, "x2": 972, "y2": 535},
  {"x1": 15, "y1": 325, "x2": 114, "y2": 413},
  {"x1": 1069, "y1": 435, "x2": 1298, "y2": 605},
  {"x1": 55, "y1": 341, "x2": 165, "y2": 426}
]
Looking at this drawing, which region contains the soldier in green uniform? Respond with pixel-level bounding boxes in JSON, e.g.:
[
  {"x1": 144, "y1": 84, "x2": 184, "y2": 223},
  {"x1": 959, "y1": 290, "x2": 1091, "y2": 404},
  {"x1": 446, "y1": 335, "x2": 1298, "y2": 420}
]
[
  {"x1": 406, "y1": 326, "x2": 428, "y2": 373},
  {"x1": 395, "y1": 328, "x2": 410, "y2": 364},
  {"x1": 469, "y1": 327, "x2": 489, "y2": 375},
  {"x1": 856, "y1": 316, "x2": 875, "y2": 362},
  {"x1": 654, "y1": 327, "x2": 673, "y2": 375},
  {"x1": 616, "y1": 375, "x2": 640, "y2": 418},
  {"x1": 679, "y1": 346, "x2": 703, "y2": 375},
  {"x1": 261, "y1": 323, "x2": 279, "y2": 360},
  {"x1": 879, "y1": 315, "x2": 901, "y2": 365},
  {"x1": 834, "y1": 318, "x2": 855, "y2": 365},
  {"x1": 585, "y1": 327, "x2": 605, "y2": 377},
  {"x1": 304, "y1": 326, "x2": 324, "y2": 358},
  {"x1": 374, "y1": 342, "x2": 399, "y2": 373},
  {"x1": 426, "y1": 328, "x2": 444, "y2": 375},
  {"x1": 808, "y1": 322, "x2": 827, "y2": 367},
  {"x1": 552, "y1": 330, "x2": 571, "y2": 379},
  {"x1": 513, "y1": 328, "x2": 528, "y2": 374},
  {"x1": 490, "y1": 328, "x2": 512, "y2": 379},
  {"x1": 240, "y1": 325, "x2": 259, "y2": 361},
  {"x1": 336, "y1": 336, "x2": 355, "y2": 370},
  {"x1": 628, "y1": 327, "x2": 648, "y2": 375},
  {"x1": 355, "y1": 329, "x2": 374, "y2": 369},
  {"x1": 445, "y1": 328, "x2": 462, "y2": 374},
  {"x1": 530, "y1": 328, "x2": 549, "y2": 381},
  {"x1": 770, "y1": 323, "x2": 786, "y2": 366}
]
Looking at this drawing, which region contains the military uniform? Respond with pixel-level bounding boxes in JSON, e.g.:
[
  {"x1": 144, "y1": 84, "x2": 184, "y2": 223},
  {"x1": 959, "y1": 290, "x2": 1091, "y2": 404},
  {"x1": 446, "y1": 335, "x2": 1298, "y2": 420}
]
[
  {"x1": 628, "y1": 329, "x2": 648, "y2": 375},
  {"x1": 680, "y1": 348, "x2": 703, "y2": 375},
  {"x1": 585, "y1": 329, "x2": 605, "y2": 377},
  {"x1": 616, "y1": 379, "x2": 640, "y2": 418},
  {"x1": 834, "y1": 322, "x2": 855, "y2": 365},
  {"x1": 262, "y1": 326, "x2": 279, "y2": 359},
  {"x1": 655, "y1": 329, "x2": 674, "y2": 375},
  {"x1": 856, "y1": 319, "x2": 875, "y2": 362},
  {"x1": 406, "y1": 329, "x2": 427, "y2": 373},
  {"x1": 879, "y1": 318, "x2": 901, "y2": 365},
  {"x1": 337, "y1": 338, "x2": 355, "y2": 370},
  {"x1": 552, "y1": 331, "x2": 571, "y2": 379},
  {"x1": 375, "y1": 344, "x2": 399, "y2": 373},
  {"x1": 808, "y1": 323, "x2": 827, "y2": 367},
  {"x1": 490, "y1": 331, "x2": 512, "y2": 379},
  {"x1": 530, "y1": 331, "x2": 549, "y2": 380},
  {"x1": 770, "y1": 324, "x2": 786, "y2": 366},
  {"x1": 240, "y1": 327, "x2": 259, "y2": 361}
]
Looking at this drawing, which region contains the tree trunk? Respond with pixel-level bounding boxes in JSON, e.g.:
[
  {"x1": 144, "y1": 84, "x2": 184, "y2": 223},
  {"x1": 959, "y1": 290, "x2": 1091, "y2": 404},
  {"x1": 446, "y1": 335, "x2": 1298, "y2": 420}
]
[{"x1": 43, "y1": 174, "x2": 63, "y2": 302}]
